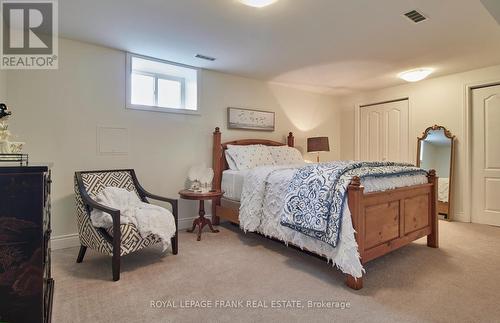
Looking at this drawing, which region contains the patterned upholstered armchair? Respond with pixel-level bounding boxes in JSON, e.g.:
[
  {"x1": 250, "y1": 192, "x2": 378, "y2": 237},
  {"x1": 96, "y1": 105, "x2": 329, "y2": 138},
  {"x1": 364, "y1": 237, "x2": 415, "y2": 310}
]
[{"x1": 74, "y1": 169, "x2": 178, "y2": 281}]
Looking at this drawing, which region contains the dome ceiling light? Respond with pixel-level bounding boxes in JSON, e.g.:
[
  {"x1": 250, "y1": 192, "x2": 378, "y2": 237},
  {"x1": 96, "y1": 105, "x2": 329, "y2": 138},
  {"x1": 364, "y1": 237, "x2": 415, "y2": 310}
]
[
  {"x1": 239, "y1": 0, "x2": 279, "y2": 8},
  {"x1": 398, "y1": 68, "x2": 434, "y2": 82}
]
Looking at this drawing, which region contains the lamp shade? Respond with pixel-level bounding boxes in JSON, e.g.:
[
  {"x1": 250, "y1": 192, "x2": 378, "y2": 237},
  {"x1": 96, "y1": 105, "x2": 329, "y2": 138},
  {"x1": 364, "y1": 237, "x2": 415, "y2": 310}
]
[{"x1": 307, "y1": 137, "x2": 330, "y2": 153}]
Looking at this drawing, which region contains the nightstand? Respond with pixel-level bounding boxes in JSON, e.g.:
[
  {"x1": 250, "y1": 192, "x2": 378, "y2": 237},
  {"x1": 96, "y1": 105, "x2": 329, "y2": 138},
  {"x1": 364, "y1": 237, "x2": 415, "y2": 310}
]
[{"x1": 178, "y1": 189, "x2": 224, "y2": 241}]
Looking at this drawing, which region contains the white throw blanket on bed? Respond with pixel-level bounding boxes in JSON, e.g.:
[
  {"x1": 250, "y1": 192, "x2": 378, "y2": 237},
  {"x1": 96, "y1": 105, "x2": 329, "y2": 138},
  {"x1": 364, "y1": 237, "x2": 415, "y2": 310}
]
[
  {"x1": 239, "y1": 165, "x2": 429, "y2": 279},
  {"x1": 239, "y1": 165, "x2": 364, "y2": 278},
  {"x1": 90, "y1": 187, "x2": 176, "y2": 251}
]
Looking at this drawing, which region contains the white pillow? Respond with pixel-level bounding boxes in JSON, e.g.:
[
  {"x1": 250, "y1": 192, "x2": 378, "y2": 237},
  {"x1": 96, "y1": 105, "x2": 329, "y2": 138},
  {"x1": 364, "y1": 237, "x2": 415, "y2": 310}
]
[
  {"x1": 226, "y1": 144, "x2": 275, "y2": 170},
  {"x1": 267, "y1": 146, "x2": 304, "y2": 165}
]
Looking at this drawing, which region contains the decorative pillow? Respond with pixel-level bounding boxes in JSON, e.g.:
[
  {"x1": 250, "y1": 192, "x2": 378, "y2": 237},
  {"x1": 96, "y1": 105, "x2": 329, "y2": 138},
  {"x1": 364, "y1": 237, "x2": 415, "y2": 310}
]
[
  {"x1": 267, "y1": 146, "x2": 304, "y2": 165},
  {"x1": 226, "y1": 144, "x2": 275, "y2": 170},
  {"x1": 225, "y1": 151, "x2": 239, "y2": 170}
]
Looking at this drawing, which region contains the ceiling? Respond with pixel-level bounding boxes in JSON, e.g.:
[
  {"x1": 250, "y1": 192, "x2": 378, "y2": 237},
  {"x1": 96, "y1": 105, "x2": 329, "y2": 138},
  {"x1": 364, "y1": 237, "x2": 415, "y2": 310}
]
[{"x1": 59, "y1": 0, "x2": 500, "y2": 96}]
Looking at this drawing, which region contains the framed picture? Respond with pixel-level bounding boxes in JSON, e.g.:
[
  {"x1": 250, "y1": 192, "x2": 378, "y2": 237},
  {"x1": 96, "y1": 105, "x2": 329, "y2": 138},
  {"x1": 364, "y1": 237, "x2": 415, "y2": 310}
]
[{"x1": 227, "y1": 107, "x2": 275, "y2": 131}]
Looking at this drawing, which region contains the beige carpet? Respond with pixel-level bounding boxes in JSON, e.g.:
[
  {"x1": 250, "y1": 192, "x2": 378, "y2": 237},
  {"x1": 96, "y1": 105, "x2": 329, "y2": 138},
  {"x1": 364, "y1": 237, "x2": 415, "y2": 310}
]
[{"x1": 52, "y1": 221, "x2": 500, "y2": 323}]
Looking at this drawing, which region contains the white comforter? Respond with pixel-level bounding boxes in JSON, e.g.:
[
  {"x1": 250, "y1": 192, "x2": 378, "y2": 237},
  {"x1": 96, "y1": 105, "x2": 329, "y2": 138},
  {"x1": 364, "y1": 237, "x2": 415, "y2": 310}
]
[
  {"x1": 239, "y1": 165, "x2": 428, "y2": 278},
  {"x1": 90, "y1": 187, "x2": 176, "y2": 251}
]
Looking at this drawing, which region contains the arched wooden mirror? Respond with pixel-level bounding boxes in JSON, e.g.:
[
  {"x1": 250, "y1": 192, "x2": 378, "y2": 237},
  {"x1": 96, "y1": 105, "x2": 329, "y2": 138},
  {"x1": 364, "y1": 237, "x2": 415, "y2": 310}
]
[{"x1": 417, "y1": 125, "x2": 456, "y2": 220}]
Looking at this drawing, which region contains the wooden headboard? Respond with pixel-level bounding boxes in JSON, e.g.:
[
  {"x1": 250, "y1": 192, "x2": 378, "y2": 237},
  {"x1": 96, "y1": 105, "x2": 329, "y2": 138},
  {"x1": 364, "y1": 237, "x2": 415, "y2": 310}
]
[{"x1": 212, "y1": 127, "x2": 294, "y2": 193}]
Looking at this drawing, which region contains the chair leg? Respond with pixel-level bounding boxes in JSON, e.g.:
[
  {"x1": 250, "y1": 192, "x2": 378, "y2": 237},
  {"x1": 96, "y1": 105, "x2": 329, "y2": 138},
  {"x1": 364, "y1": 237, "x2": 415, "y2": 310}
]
[
  {"x1": 171, "y1": 233, "x2": 178, "y2": 255},
  {"x1": 112, "y1": 253, "x2": 120, "y2": 281},
  {"x1": 76, "y1": 245, "x2": 87, "y2": 263}
]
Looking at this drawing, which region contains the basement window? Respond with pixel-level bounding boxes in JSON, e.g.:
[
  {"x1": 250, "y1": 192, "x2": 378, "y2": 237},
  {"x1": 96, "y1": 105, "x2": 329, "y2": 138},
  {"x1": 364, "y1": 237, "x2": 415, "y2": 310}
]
[{"x1": 126, "y1": 53, "x2": 199, "y2": 114}]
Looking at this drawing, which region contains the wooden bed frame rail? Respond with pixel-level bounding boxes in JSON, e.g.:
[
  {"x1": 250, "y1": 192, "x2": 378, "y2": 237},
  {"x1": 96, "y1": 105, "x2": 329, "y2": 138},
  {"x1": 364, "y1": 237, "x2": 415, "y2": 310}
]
[{"x1": 211, "y1": 127, "x2": 438, "y2": 290}]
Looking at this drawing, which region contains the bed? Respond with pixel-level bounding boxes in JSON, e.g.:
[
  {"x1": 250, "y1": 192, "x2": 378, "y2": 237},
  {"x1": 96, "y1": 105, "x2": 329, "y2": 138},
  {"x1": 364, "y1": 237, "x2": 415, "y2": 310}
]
[{"x1": 211, "y1": 127, "x2": 438, "y2": 290}]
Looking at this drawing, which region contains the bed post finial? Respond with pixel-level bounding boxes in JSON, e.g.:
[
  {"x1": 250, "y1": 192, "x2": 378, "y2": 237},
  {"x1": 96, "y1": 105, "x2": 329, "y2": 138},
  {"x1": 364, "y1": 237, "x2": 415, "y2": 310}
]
[
  {"x1": 427, "y1": 169, "x2": 438, "y2": 248},
  {"x1": 287, "y1": 132, "x2": 294, "y2": 147},
  {"x1": 214, "y1": 127, "x2": 220, "y2": 134},
  {"x1": 349, "y1": 176, "x2": 361, "y2": 188}
]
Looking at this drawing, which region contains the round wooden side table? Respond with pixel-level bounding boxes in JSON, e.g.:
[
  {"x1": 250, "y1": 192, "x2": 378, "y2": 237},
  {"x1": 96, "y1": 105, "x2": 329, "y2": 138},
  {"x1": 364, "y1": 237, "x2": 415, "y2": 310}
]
[{"x1": 178, "y1": 189, "x2": 224, "y2": 241}]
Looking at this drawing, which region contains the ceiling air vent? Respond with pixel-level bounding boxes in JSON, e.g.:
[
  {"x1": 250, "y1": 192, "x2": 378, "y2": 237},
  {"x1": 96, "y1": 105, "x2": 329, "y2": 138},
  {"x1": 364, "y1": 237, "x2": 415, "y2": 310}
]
[
  {"x1": 195, "y1": 54, "x2": 216, "y2": 61},
  {"x1": 404, "y1": 10, "x2": 427, "y2": 23}
]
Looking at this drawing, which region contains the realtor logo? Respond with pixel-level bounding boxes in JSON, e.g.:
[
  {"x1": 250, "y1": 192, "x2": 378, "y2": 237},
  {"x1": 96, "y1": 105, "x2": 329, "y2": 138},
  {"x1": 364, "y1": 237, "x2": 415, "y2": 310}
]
[{"x1": 1, "y1": 0, "x2": 58, "y2": 69}]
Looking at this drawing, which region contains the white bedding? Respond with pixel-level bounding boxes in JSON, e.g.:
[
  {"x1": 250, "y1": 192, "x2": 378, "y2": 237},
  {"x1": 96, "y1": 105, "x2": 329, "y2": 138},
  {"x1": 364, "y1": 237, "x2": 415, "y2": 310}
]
[
  {"x1": 222, "y1": 166, "x2": 427, "y2": 202},
  {"x1": 438, "y1": 177, "x2": 449, "y2": 202},
  {"x1": 221, "y1": 169, "x2": 249, "y2": 201},
  {"x1": 238, "y1": 164, "x2": 428, "y2": 278}
]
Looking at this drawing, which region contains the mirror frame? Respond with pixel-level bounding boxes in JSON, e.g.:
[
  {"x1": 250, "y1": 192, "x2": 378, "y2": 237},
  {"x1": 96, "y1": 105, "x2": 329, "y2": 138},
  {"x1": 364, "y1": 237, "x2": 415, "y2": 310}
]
[{"x1": 416, "y1": 125, "x2": 456, "y2": 220}]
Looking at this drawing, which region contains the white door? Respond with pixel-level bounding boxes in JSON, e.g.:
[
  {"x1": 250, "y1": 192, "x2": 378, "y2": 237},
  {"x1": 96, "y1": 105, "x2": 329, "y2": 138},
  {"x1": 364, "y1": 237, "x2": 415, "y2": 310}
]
[
  {"x1": 472, "y1": 85, "x2": 500, "y2": 226},
  {"x1": 359, "y1": 99, "x2": 409, "y2": 162}
]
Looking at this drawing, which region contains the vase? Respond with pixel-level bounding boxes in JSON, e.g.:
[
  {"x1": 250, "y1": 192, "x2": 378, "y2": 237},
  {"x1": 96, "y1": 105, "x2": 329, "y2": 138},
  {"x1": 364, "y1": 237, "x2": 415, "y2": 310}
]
[{"x1": 0, "y1": 140, "x2": 11, "y2": 154}]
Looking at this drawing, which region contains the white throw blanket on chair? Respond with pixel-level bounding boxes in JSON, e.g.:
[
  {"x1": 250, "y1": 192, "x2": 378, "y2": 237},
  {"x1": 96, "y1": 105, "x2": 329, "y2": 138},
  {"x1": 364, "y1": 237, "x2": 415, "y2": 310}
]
[{"x1": 90, "y1": 187, "x2": 176, "y2": 251}]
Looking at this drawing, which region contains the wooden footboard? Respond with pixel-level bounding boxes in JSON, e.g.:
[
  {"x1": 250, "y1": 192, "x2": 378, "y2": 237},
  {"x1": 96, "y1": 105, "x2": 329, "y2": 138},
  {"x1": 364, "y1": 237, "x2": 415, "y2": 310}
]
[{"x1": 345, "y1": 170, "x2": 438, "y2": 289}]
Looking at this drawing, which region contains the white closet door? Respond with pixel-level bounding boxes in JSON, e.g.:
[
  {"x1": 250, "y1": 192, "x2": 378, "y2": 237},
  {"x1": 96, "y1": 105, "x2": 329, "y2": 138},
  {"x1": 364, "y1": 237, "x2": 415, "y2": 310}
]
[
  {"x1": 360, "y1": 108, "x2": 383, "y2": 161},
  {"x1": 472, "y1": 85, "x2": 500, "y2": 226},
  {"x1": 359, "y1": 99, "x2": 409, "y2": 162}
]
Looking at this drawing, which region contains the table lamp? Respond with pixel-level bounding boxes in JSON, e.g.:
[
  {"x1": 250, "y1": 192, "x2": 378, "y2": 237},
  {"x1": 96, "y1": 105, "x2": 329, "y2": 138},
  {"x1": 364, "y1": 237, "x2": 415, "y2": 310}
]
[{"x1": 307, "y1": 136, "x2": 330, "y2": 163}]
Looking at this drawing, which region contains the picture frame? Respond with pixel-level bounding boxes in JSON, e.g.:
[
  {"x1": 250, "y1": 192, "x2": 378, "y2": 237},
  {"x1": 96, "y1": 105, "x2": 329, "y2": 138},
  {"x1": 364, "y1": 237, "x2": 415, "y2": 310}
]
[{"x1": 227, "y1": 107, "x2": 275, "y2": 131}]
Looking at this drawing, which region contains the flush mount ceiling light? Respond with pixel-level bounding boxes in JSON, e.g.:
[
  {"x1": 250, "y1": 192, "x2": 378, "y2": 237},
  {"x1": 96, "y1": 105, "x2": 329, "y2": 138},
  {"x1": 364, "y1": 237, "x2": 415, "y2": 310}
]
[
  {"x1": 239, "y1": 0, "x2": 279, "y2": 8},
  {"x1": 398, "y1": 68, "x2": 434, "y2": 82}
]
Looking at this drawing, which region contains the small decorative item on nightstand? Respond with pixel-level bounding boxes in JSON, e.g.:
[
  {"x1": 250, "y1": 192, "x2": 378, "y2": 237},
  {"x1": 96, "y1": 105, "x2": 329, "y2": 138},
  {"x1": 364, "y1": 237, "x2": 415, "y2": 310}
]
[
  {"x1": 178, "y1": 189, "x2": 223, "y2": 241},
  {"x1": 187, "y1": 165, "x2": 214, "y2": 193}
]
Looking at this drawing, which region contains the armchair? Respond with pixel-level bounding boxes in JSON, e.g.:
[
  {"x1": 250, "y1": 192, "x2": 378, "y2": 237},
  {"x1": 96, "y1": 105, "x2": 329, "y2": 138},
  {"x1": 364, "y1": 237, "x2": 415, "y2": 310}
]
[{"x1": 74, "y1": 169, "x2": 178, "y2": 281}]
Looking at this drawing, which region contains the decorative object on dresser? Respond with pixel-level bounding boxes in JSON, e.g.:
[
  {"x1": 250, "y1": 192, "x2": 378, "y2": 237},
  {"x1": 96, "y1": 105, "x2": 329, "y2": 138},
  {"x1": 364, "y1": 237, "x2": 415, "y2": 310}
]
[
  {"x1": 307, "y1": 136, "x2": 330, "y2": 162},
  {"x1": 417, "y1": 125, "x2": 455, "y2": 220},
  {"x1": 74, "y1": 169, "x2": 178, "y2": 281},
  {"x1": 211, "y1": 127, "x2": 438, "y2": 290},
  {"x1": 0, "y1": 166, "x2": 54, "y2": 323},
  {"x1": 0, "y1": 103, "x2": 27, "y2": 167},
  {"x1": 227, "y1": 107, "x2": 275, "y2": 131},
  {"x1": 0, "y1": 103, "x2": 11, "y2": 119},
  {"x1": 179, "y1": 189, "x2": 223, "y2": 241}
]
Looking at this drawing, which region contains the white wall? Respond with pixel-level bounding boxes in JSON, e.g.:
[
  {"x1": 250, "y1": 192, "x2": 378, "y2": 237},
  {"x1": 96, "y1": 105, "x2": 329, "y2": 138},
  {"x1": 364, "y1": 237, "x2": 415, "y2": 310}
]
[
  {"x1": 339, "y1": 63, "x2": 500, "y2": 222},
  {"x1": 5, "y1": 38, "x2": 341, "y2": 244},
  {"x1": 0, "y1": 70, "x2": 6, "y2": 103}
]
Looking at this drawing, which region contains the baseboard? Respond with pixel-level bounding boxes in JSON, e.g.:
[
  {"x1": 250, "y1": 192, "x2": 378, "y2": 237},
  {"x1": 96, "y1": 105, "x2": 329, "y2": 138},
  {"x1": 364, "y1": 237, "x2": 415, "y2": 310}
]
[
  {"x1": 50, "y1": 215, "x2": 211, "y2": 250},
  {"x1": 51, "y1": 233, "x2": 80, "y2": 250},
  {"x1": 453, "y1": 212, "x2": 469, "y2": 223}
]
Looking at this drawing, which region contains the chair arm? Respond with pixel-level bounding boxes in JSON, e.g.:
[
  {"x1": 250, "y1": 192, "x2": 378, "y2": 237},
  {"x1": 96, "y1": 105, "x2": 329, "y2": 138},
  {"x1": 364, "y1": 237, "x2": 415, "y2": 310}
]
[
  {"x1": 136, "y1": 186, "x2": 177, "y2": 209},
  {"x1": 137, "y1": 189, "x2": 178, "y2": 226},
  {"x1": 77, "y1": 185, "x2": 121, "y2": 238},
  {"x1": 78, "y1": 186, "x2": 120, "y2": 216},
  {"x1": 91, "y1": 201, "x2": 122, "y2": 244},
  {"x1": 130, "y1": 171, "x2": 178, "y2": 215},
  {"x1": 141, "y1": 190, "x2": 178, "y2": 206}
]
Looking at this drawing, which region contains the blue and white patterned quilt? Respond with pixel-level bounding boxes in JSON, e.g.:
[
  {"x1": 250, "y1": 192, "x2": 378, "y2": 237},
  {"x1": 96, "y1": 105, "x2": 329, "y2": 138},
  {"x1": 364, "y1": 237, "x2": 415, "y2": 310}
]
[{"x1": 280, "y1": 161, "x2": 427, "y2": 247}]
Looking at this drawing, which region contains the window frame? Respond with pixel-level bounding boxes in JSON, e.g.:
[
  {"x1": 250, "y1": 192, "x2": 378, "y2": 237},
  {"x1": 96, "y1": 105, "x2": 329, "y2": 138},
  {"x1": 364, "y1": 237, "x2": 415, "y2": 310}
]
[{"x1": 125, "y1": 52, "x2": 200, "y2": 115}]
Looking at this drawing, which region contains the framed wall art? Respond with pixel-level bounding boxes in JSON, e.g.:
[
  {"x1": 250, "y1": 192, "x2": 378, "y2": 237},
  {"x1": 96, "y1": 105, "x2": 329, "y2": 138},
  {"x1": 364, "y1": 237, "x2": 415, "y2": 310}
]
[{"x1": 227, "y1": 107, "x2": 275, "y2": 131}]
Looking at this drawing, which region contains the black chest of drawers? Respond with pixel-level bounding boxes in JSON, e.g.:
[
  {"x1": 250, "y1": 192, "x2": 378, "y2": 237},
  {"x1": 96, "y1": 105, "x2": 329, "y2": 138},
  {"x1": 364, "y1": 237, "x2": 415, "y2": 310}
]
[{"x1": 0, "y1": 166, "x2": 54, "y2": 323}]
